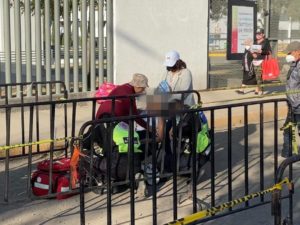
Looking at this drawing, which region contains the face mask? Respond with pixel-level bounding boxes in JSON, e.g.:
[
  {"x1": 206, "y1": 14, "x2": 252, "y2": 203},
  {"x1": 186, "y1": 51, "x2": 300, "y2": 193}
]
[
  {"x1": 245, "y1": 45, "x2": 250, "y2": 50},
  {"x1": 286, "y1": 55, "x2": 296, "y2": 63}
]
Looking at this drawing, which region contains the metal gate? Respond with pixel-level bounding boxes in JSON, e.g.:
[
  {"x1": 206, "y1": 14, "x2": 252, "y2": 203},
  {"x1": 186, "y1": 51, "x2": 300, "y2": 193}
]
[{"x1": 1, "y1": 0, "x2": 112, "y2": 97}]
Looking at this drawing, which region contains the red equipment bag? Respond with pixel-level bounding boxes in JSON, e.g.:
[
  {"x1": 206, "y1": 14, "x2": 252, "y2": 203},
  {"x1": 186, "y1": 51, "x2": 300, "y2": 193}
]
[
  {"x1": 94, "y1": 82, "x2": 118, "y2": 104},
  {"x1": 31, "y1": 158, "x2": 78, "y2": 200},
  {"x1": 262, "y1": 55, "x2": 280, "y2": 81},
  {"x1": 37, "y1": 158, "x2": 70, "y2": 172}
]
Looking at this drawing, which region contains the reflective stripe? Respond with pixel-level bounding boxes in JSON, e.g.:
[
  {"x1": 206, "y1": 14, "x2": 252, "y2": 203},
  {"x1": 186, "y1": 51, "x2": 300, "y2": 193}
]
[
  {"x1": 60, "y1": 186, "x2": 70, "y2": 192},
  {"x1": 34, "y1": 182, "x2": 49, "y2": 190}
]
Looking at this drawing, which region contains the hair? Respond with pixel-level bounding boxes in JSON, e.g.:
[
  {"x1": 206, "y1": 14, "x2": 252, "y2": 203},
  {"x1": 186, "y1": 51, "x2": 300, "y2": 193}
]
[{"x1": 167, "y1": 59, "x2": 187, "y2": 72}]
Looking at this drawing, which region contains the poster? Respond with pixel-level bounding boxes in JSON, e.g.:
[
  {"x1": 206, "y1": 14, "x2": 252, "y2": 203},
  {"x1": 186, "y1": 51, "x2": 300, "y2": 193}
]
[{"x1": 227, "y1": 0, "x2": 257, "y2": 60}]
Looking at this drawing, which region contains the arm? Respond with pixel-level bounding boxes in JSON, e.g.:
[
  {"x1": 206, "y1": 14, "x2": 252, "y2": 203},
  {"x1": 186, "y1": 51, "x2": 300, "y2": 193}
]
[
  {"x1": 157, "y1": 117, "x2": 165, "y2": 142},
  {"x1": 131, "y1": 99, "x2": 148, "y2": 129}
]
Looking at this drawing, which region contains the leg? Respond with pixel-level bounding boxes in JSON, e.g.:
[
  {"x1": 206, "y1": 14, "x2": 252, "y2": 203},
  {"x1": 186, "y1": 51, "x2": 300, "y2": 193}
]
[{"x1": 254, "y1": 66, "x2": 263, "y2": 94}]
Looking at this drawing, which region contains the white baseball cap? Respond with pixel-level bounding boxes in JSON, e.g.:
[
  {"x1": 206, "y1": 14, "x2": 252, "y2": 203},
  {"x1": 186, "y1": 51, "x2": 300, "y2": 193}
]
[{"x1": 164, "y1": 50, "x2": 180, "y2": 67}]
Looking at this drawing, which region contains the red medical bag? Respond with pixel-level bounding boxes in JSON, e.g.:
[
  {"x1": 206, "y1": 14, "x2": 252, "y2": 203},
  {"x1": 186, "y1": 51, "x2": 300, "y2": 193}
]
[{"x1": 31, "y1": 158, "x2": 78, "y2": 200}]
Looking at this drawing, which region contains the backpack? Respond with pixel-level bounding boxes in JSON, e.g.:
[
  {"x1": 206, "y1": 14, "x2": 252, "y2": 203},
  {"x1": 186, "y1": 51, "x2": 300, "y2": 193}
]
[
  {"x1": 95, "y1": 82, "x2": 118, "y2": 104},
  {"x1": 85, "y1": 122, "x2": 143, "y2": 182}
]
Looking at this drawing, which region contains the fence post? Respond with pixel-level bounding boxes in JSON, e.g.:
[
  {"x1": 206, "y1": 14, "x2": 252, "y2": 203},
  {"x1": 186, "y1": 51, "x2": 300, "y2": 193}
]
[
  {"x1": 73, "y1": 0, "x2": 79, "y2": 93},
  {"x1": 90, "y1": 0, "x2": 96, "y2": 91},
  {"x1": 107, "y1": 0, "x2": 114, "y2": 82},
  {"x1": 14, "y1": 0, "x2": 22, "y2": 98},
  {"x1": 81, "y1": 0, "x2": 88, "y2": 92},
  {"x1": 35, "y1": 0, "x2": 42, "y2": 95},
  {"x1": 45, "y1": 0, "x2": 51, "y2": 95},
  {"x1": 64, "y1": 0, "x2": 70, "y2": 91},
  {"x1": 4, "y1": 0, "x2": 11, "y2": 98},
  {"x1": 54, "y1": 0, "x2": 61, "y2": 94},
  {"x1": 98, "y1": 0, "x2": 104, "y2": 85},
  {"x1": 25, "y1": 0, "x2": 32, "y2": 96}
]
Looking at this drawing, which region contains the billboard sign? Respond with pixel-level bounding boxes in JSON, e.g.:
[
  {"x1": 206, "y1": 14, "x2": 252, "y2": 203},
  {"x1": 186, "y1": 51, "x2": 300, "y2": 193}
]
[{"x1": 227, "y1": 0, "x2": 257, "y2": 60}]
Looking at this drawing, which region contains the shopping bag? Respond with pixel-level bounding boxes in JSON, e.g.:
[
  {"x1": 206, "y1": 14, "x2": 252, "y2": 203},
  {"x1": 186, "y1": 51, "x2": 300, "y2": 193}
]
[
  {"x1": 262, "y1": 56, "x2": 280, "y2": 81},
  {"x1": 95, "y1": 82, "x2": 118, "y2": 104}
]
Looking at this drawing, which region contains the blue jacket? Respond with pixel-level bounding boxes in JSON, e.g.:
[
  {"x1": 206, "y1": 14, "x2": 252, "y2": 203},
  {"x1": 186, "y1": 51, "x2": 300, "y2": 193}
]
[{"x1": 286, "y1": 61, "x2": 300, "y2": 114}]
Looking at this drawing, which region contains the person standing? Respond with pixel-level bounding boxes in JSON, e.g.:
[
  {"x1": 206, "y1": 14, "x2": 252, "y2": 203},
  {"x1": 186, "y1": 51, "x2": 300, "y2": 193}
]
[
  {"x1": 236, "y1": 39, "x2": 257, "y2": 94},
  {"x1": 282, "y1": 41, "x2": 300, "y2": 158},
  {"x1": 161, "y1": 50, "x2": 195, "y2": 106},
  {"x1": 157, "y1": 51, "x2": 195, "y2": 172},
  {"x1": 251, "y1": 28, "x2": 272, "y2": 95}
]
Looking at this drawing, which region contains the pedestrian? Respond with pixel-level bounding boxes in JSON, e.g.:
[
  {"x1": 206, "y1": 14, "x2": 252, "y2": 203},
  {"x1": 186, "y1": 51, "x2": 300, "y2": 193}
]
[
  {"x1": 282, "y1": 41, "x2": 300, "y2": 158},
  {"x1": 236, "y1": 38, "x2": 257, "y2": 94},
  {"x1": 160, "y1": 50, "x2": 195, "y2": 106},
  {"x1": 251, "y1": 28, "x2": 272, "y2": 95}
]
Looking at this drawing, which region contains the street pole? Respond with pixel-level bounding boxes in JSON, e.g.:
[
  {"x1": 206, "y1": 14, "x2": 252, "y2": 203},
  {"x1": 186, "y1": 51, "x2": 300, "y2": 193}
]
[{"x1": 265, "y1": 0, "x2": 271, "y2": 38}]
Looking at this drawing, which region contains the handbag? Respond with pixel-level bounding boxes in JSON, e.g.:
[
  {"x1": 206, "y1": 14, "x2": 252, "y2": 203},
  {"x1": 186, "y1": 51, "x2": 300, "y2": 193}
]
[{"x1": 262, "y1": 55, "x2": 280, "y2": 81}]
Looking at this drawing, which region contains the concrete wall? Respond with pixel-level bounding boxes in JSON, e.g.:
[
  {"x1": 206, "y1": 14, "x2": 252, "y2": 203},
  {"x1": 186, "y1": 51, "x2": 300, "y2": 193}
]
[{"x1": 114, "y1": 0, "x2": 209, "y2": 90}]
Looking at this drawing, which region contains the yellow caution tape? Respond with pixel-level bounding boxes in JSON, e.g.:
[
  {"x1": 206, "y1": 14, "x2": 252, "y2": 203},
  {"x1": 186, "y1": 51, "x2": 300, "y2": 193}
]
[
  {"x1": 165, "y1": 178, "x2": 291, "y2": 225},
  {"x1": 0, "y1": 137, "x2": 75, "y2": 151},
  {"x1": 280, "y1": 122, "x2": 299, "y2": 155}
]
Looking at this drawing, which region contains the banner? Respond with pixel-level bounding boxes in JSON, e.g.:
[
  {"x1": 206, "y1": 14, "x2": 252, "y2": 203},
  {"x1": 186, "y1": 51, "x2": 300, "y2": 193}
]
[{"x1": 227, "y1": 0, "x2": 257, "y2": 60}]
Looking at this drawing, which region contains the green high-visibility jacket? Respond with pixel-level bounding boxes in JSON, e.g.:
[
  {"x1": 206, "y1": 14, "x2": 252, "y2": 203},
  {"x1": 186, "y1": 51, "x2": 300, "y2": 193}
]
[{"x1": 113, "y1": 122, "x2": 142, "y2": 153}]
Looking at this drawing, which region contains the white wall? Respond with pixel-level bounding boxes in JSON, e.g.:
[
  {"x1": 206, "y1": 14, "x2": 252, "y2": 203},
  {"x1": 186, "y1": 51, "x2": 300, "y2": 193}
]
[{"x1": 114, "y1": 0, "x2": 209, "y2": 90}]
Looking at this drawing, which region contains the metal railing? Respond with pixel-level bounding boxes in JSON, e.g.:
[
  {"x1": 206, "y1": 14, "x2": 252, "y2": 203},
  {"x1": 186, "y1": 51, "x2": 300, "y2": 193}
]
[
  {"x1": 0, "y1": 90, "x2": 200, "y2": 202},
  {"x1": 1, "y1": 0, "x2": 111, "y2": 95},
  {"x1": 0, "y1": 92, "x2": 296, "y2": 225},
  {"x1": 77, "y1": 98, "x2": 294, "y2": 225},
  {"x1": 273, "y1": 155, "x2": 300, "y2": 225}
]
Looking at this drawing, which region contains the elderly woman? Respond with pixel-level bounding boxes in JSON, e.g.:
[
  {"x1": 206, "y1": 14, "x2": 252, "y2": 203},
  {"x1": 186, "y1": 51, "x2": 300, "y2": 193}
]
[{"x1": 236, "y1": 39, "x2": 257, "y2": 94}]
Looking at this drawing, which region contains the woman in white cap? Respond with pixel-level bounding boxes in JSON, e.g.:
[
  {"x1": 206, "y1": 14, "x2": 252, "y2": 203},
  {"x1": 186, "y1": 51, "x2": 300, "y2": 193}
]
[
  {"x1": 156, "y1": 51, "x2": 195, "y2": 172},
  {"x1": 160, "y1": 50, "x2": 195, "y2": 106}
]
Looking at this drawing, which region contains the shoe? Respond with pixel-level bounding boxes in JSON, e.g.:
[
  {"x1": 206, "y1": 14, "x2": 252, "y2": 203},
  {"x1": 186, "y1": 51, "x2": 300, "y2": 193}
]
[
  {"x1": 281, "y1": 151, "x2": 290, "y2": 158},
  {"x1": 235, "y1": 90, "x2": 245, "y2": 94}
]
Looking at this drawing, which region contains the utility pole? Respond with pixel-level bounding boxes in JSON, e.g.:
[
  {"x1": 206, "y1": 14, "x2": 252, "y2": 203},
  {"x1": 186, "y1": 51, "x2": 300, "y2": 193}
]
[{"x1": 265, "y1": 0, "x2": 271, "y2": 38}]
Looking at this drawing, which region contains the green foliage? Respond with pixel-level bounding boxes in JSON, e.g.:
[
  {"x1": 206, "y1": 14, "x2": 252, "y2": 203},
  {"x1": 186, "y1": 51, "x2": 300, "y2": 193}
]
[
  {"x1": 286, "y1": 0, "x2": 300, "y2": 21},
  {"x1": 209, "y1": 0, "x2": 227, "y2": 21},
  {"x1": 209, "y1": 0, "x2": 300, "y2": 22}
]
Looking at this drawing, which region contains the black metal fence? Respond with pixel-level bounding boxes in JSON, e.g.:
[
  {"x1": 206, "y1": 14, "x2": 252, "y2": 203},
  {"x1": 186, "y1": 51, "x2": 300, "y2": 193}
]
[
  {"x1": 0, "y1": 90, "x2": 199, "y2": 202},
  {"x1": 77, "y1": 98, "x2": 295, "y2": 225},
  {"x1": 0, "y1": 91, "x2": 297, "y2": 225}
]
